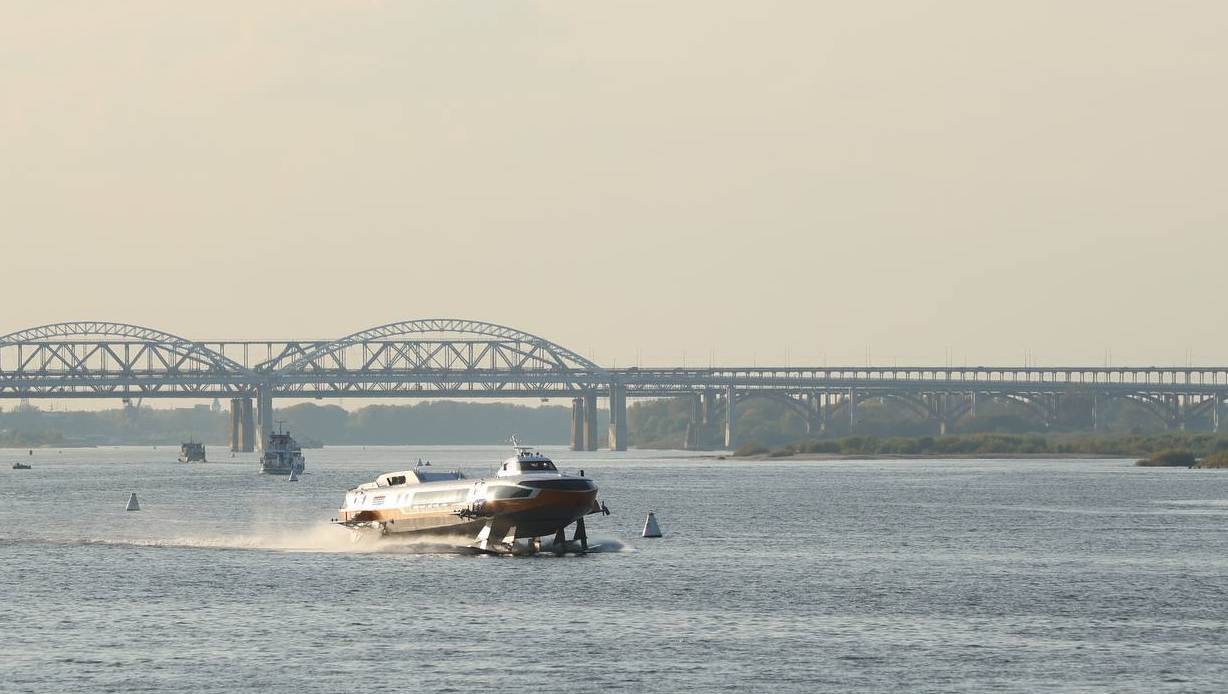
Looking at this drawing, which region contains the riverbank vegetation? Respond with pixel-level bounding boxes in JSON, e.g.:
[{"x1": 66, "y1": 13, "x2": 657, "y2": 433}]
[
  {"x1": 0, "y1": 428, "x2": 65, "y2": 448},
  {"x1": 1135, "y1": 449, "x2": 1197, "y2": 467},
  {"x1": 1195, "y1": 452, "x2": 1228, "y2": 468},
  {"x1": 628, "y1": 393, "x2": 1225, "y2": 450},
  {"x1": 1135, "y1": 449, "x2": 1228, "y2": 468},
  {"x1": 733, "y1": 432, "x2": 1228, "y2": 459},
  {"x1": 0, "y1": 401, "x2": 599, "y2": 447}
]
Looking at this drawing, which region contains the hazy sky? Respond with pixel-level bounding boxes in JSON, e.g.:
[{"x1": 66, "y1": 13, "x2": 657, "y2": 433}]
[{"x1": 3, "y1": 1, "x2": 1226, "y2": 367}]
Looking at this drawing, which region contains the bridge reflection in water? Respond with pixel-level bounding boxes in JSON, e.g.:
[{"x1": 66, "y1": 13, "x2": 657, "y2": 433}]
[{"x1": 2, "y1": 320, "x2": 1226, "y2": 452}]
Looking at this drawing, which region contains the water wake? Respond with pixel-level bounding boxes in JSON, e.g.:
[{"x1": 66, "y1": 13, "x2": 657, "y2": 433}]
[{"x1": 3, "y1": 525, "x2": 631, "y2": 556}]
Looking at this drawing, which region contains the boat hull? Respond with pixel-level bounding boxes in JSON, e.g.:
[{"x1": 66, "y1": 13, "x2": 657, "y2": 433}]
[{"x1": 260, "y1": 463, "x2": 301, "y2": 475}]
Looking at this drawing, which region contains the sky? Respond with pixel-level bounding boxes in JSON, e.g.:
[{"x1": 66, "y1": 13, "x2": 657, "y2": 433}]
[{"x1": 2, "y1": 1, "x2": 1226, "y2": 368}]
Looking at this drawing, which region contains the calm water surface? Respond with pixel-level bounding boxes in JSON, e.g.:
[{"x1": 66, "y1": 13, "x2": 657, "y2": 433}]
[{"x1": 3, "y1": 446, "x2": 1227, "y2": 693}]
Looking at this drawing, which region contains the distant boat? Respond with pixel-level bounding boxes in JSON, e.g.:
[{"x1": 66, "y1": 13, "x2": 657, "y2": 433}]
[
  {"x1": 178, "y1": 440, "x2": 207, "y2": 463},
  {"x1": 12, "y1": 462, "x2": 32, "y2": 470},
  {"x1": 260, "y1": 426, "x2": 305, "y2": 475}
]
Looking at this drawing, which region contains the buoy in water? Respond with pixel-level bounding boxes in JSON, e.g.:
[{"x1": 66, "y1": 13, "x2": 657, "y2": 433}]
[
  {"x1": 642, "y1": 511, "x2": 662, "y2": 538},
  {"x1": 288, "y1": 466, "x2": 299, "y2": 482},
  {"x1": 125, "y1": 493, "x2": 141, "y2": 511}
]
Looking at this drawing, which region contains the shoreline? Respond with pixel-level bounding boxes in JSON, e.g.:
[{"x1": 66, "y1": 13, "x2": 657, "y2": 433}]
[{"x1": 704, "y1": 452, "x2": 1132, "y2": 461}]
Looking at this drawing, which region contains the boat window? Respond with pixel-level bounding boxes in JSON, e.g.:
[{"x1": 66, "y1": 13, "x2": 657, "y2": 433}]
[
  {"x1": 386, "y1": 475, "x2": 406, "y2": 486},
  {"x1": 521, "y1": 479, "x2": 595, "y2": 491},
  {"x1": 411, "y1": 489, "x2": 468, "y2": 507},
  {"x1": 518, "y1": 460, "x2": 556, "y2": 471}
]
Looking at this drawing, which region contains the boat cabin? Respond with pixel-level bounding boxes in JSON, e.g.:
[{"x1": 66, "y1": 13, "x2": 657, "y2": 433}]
[
  {"x1": 497, "y1": 447, "x2": 558, "y2": 477},
  {"x1": 374, "y1": 469, "x2": 465, "y2": 487}
]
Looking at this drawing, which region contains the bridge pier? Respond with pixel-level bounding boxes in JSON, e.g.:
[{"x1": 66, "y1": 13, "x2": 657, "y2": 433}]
[
  {"x1": 230, "y1": 398, "x2": 241, "y2": 451},
  {"x1": 1041, "y1": 393, "x2": 1062, "y2": 429},
  {"x1": 926, "y1": 393, "x2": 949, "y2": 436},
  {"x1": 803, "y1": 391, "x2": 822, "y2": 435},
  {"x1": 608, "y1": 383, "x2": 628, "y2": 451},
  {"x1": 1159, "y1": 395, "x2": 1185, "y2": 432},
  {"x1": 702, "y1": 389, "x2": 718, "y2": 430},
  {"x1": 684, "y1": 395, "x2": 702, "y2": 450},
  {"x1": 255, "y1": 387, "x2": 274, "y2": 452},
  {"x1": 569, "y1": 393, "x2": 603, "y2": 451},
  {"x1": 570, "y1": 398, "x2": 585, "y2": 451},
  {"x1": 583, "y1": 392, "x2": 599, "y2": 451},
  {"x1": 724, "y1": 385, "x2": 737, "y2": 450},
  {"x1": 936, "y1": 393, "x2": 968, "y2": 436},
  {"x1": 230, "y1": 397, "x2": 255, "y2": 452},
  {"x1": 1213, "y1": 395, "x2": 1222, "y2": 433}
]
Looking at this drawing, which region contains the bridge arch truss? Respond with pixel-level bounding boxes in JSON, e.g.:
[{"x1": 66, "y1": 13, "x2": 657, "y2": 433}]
[{"x1": 3, "y1": 320, "x2": 1228, "y2": 447}]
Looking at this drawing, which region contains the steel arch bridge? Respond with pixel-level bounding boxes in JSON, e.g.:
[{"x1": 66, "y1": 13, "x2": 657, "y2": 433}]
[{"x1": 2, "y1": 319, "x2": 1227, "y2": 451}]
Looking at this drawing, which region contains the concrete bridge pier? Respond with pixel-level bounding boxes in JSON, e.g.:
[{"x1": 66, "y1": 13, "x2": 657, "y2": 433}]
[
  {"x1": 1213, "y1": 395, "x2": 1222, "y2": 433},
  {"x1": 255, "y1": 387, "x2": 274, "y2": 452},
  {"x1": 926, "y1": 393, "x2": 952, "y2": 436},
  {"x1": 702, "y1": 389, "x2": 718, "y2": 430},
  {"x1": 1041, "y1": 393, "x2": 1062, "y2": 429},
  {"x1": 571, "y1": 397, "x2": 585, "y2": 451},
  {"x1": 937, "y1": 398, "x2": 952, "y2": 436},
  {"x1": 1091, "y1": 393, "x2": 1101, "y2": 431},
  {"x1": 801, "y1": 391, "x2": 819, "y2": 435},
  {"x1": 684, "y1": 389, "x2": 720, "y2": 449},
  {"x1": 684, "y1": 394, "x2": 703, "y2": 450},
  {"x1": 230, "y1": 397, "x2": 255, "y2": 452},
  {"x1": 1160, "y1": 394, "x2": 1186, "y2": 432},
  {"x1": 230, "y1": 398, "x2": 242, "y2": 451},
  {"x1": 607, "y1": 383, "x2": 628, "y2": 451},
  {"x1": 943, "y1": 393, "x2": 972, "y2": 435},
  {"x1": 724, "y1": 385, "x2": 737, "y2": 450},
  {"x1": 812, "y1": 392, "x2": 829, "y2": 435},
  {"x1": 583, "y1": 392, "x2": 599, "y2": 451}
]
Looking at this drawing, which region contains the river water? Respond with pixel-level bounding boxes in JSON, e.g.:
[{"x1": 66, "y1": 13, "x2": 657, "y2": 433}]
[{"x1": 2, "y1": 446, "x2": 1227, "y2": 693}]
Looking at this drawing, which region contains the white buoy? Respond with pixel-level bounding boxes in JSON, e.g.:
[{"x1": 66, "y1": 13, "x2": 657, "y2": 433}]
[
  {"x1": 125, "y1": 493, "x2": 141, "y2": 512},
  {"x1": 642, "y1": 510, "x2": 662, "y2": 538}
]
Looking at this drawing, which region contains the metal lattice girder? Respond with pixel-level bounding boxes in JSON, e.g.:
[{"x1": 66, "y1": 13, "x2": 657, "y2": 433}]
[
  {"x1": 0, "y1": 322, "x2": 250, "y2": 378},
  {"x1": 3, "y1": 320, "x2": 1228, "y2": 408},
  {"x1": 276, "y1": 319, "x2": 602, "y2": 373}
]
